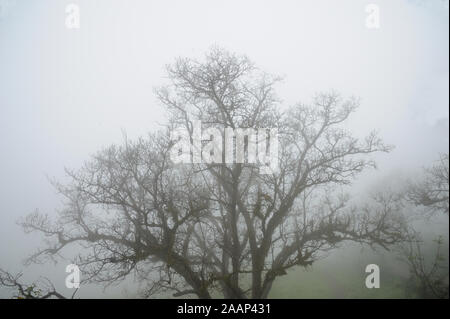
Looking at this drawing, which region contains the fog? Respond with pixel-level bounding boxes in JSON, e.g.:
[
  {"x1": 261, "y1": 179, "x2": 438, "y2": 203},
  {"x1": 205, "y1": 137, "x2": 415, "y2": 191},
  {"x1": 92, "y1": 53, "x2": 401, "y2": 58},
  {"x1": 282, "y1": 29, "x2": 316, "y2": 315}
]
[{"x1": 0, "y1": 0, "x2": 448, "y2": 298}]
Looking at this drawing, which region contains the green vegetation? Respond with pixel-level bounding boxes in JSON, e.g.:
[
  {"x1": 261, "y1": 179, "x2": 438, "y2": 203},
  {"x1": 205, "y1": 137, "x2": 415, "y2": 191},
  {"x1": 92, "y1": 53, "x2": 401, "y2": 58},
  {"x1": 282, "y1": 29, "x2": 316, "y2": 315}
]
[{"x1": 269, "y1": 250, "x2": 410, "y2": 299}]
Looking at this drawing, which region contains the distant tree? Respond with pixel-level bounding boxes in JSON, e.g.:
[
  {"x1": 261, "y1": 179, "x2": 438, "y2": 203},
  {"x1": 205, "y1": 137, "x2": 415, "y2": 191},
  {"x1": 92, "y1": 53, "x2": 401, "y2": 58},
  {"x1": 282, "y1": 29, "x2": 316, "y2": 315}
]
[
  {"x1": 406, "y1": 153, "x2": 449, "y2": 215},
  {"x1": 6, "y1": 48, "x2": 407, "y2": 299},
  {"x1": 0, "y1": 268, "x2": 74, "y2": 299},
  {"x1": 401, "y1": 233, "x2": 449, "y2": 299},
  {"x1": 401, "y1": 154, "x2": 449, "y2": 298}
]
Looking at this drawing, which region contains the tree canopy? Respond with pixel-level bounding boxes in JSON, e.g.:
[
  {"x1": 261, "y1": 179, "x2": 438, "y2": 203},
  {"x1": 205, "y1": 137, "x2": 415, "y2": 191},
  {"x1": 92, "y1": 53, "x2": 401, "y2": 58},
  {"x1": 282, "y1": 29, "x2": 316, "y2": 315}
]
[{"x1": 15, "y1": 48, "x2": 407, "y2": 299}]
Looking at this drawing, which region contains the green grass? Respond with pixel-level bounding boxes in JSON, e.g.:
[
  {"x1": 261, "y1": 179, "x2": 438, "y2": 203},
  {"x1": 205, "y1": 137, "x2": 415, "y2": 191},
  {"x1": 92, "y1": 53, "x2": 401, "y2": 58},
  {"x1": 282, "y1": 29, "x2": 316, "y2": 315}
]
[{"x1": 269, "y1": 254, "x2": 410, "y2": 299}]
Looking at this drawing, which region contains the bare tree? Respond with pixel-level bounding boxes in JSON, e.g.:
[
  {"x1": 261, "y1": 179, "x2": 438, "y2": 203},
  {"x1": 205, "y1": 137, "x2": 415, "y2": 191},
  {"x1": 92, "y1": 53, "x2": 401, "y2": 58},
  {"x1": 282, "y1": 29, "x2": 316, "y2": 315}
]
[
  {"x1": 406, "y1": 153, "x2": 449, "y2": 215},
  {"x1": 401, "y1": 153, "x2": 449, "y2": 298},
  {"x1": 13, "y1": 48, "x2": 407, "y2": 299},
  {"x1": 401, "y1": 234, "x2": 449, "y2": 299},
  {"x1": 0, "y1": 268, "x2": 76, "y2": 299}
]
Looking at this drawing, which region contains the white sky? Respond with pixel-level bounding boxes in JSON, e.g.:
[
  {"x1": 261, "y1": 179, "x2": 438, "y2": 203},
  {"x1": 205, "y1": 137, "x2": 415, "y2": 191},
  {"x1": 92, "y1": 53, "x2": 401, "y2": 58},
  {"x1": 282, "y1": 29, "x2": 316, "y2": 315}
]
[{"x1": 0, "y1": 0, "x2": 448, "y2": 297}]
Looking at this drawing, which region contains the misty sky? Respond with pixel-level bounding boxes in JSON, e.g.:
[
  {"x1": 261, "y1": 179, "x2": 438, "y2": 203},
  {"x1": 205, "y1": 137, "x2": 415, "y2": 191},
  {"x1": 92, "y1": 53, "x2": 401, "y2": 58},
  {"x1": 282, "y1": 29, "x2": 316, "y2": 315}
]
[{"x1": 0, "y1": 0, "x2": 448, "y2": 297}]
